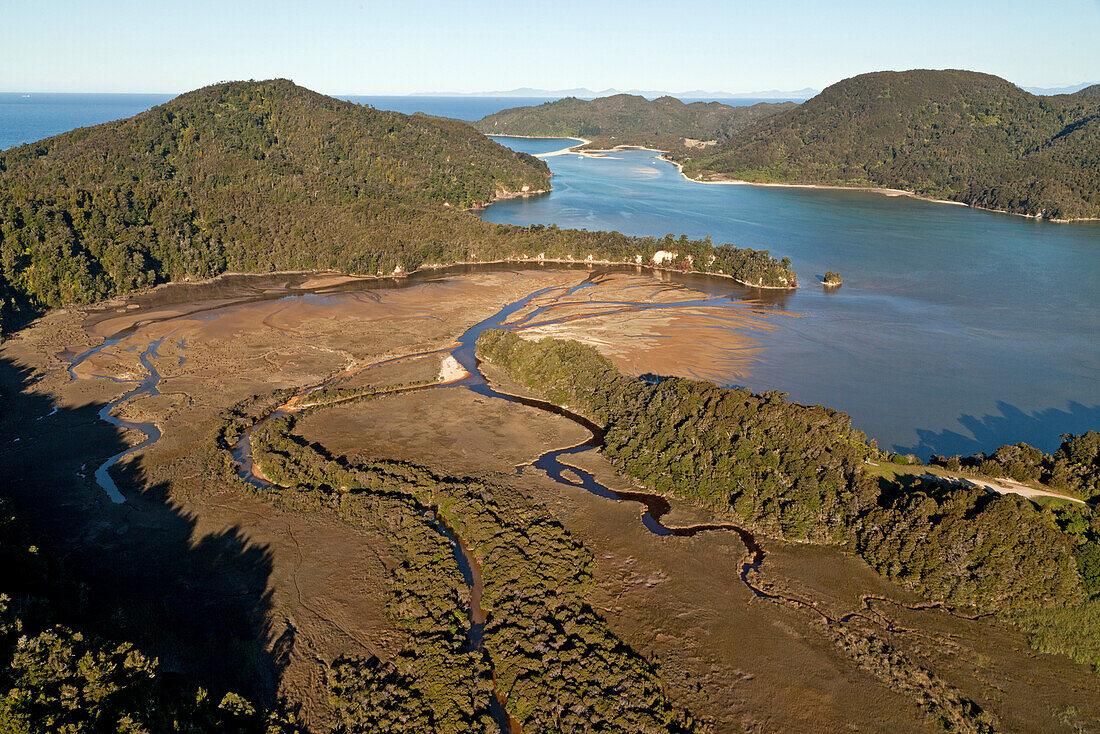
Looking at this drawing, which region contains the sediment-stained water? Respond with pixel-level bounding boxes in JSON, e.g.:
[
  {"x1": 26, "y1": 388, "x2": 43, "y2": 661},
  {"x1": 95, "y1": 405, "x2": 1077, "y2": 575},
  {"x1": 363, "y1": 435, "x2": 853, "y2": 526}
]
[{"x1": 482, "y1": 137, "x2": 1100, "y2": 456}]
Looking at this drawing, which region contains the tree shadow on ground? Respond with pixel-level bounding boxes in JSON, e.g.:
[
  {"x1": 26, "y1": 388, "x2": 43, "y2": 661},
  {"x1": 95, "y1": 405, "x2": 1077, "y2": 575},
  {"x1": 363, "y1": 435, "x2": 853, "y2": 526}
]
[
  {"x1": 897, "y1": 400, "x2": 1100, "y2": 458},
  {"x1": 0, "y1": 355, "x2": 283, "y2": 706}
]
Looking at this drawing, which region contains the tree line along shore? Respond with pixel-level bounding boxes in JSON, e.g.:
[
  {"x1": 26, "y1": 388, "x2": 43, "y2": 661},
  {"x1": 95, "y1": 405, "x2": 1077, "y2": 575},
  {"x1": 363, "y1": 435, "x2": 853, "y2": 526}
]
[
  {"x1": 477, "y1": 330, "x2": 1100, "y2": 673},
  {"x1": 1, "y1": 73, "x2": 1099, "y2": 732},
  {"x1": 0, "y1": 79, "x2": 799, "y2": 334},
  {"x1": 474, "y1": 70, "x2": 1100, "y2": 221}
]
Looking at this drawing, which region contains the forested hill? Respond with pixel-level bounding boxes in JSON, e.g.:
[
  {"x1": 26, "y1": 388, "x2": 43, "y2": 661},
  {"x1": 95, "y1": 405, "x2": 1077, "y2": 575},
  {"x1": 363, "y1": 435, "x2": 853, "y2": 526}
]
[
  {"x1": 0, "y1": 79, "x2": 797, "y2": 330},
  {"x1": 1075, "y1": 84, "x2": 1100, "y2": 100},
  {"x1": 478, "y1": 330, "x2": 1100, "y2": 672},
  {"x1": 679, "y1": 70, "x2": 1100, "y2": 220},
  {"x1": 473, "y1": 94, "x2": 795, "y2": 151}
]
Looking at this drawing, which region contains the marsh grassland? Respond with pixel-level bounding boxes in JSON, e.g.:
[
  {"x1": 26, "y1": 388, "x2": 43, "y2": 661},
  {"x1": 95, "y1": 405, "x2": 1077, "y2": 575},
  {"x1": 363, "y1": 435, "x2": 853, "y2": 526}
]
[{"x1": 3, "y1": 267, "x2": 1099, "y2": 733}]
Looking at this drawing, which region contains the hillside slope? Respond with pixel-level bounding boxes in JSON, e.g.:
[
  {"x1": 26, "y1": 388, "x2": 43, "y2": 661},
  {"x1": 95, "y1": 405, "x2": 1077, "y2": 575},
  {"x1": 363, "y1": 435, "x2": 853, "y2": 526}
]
[
  {"x1": 474, "y1": 94, "x2": 794, "y2": 150},
  {"x1": 1074, "y1": 84, "x2": 1100, "y2": 100},
  {"x1": 681, "y1": 70, "x2": 1100, "y2": 219},
  {"x1": 0, "y1": 80, "x2": 796, "y2": 329},
  {"x1": 0, "y1": 79, "x2": 546, "y2": 309}
]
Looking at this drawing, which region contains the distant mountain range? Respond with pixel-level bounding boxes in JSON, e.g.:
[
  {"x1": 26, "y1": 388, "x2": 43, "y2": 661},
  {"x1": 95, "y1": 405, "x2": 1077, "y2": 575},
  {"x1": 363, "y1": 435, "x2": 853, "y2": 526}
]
[
  {"x1": 420, "y1": 82, "x2": 1099, "y2": 100},
  {"x1": 420, "y1": 87, "x2": 820, "y2": 100},
  {"x1": 1023, "y1": 82, "x2": 1098, "y2": 95}
]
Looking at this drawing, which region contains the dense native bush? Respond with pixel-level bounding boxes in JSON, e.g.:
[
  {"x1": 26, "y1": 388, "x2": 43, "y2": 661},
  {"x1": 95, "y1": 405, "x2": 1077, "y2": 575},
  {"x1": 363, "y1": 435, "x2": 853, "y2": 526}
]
[
  {"x1": 682, "y1": 70, "x2": 1100, "y2": 219},
  {"x1": 0, "y1": 79, "x2": 795, "y2": 330},
  {"x1": 473, "y1": 93, "x2": 794, "y2": 152},
  {"x1": 0, "y1": 499, "x2": 297, "y2": 733},
  {"x1": 235, "y1": 411, "x2": 700, "y2": 732},
  {"x1": 476, "y1": 330, "x2": 1093, "y2": 624},
  {"x1": 931, "y1": 431, "x2": 1100, "y2": 502}
]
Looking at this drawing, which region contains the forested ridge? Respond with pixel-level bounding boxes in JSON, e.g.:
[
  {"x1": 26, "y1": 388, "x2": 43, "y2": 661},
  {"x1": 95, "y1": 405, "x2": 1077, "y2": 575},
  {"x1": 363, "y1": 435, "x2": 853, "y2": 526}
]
[
  {"x1": 0, "y1": 79, "x2": 795, "y2": 331},
  {"x1": 473, "y1": 94, "x2": 795, "y2": 151},
  {"x1": 680, "y1": 70, "x2": 1100, "y2": 219},
  {"x1": 477, "y1": 331, "x2": 1100, "y2": 670}
]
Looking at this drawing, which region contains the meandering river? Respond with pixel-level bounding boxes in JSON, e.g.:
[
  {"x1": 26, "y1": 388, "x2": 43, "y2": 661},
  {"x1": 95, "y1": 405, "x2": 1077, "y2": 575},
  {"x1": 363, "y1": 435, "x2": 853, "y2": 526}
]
[
  {"x1": 482, "y1": 137, "x2": 1100, "y2": 456},
  {"x1": 215, "y1": 275, "x2": 777, "y2": 734}
]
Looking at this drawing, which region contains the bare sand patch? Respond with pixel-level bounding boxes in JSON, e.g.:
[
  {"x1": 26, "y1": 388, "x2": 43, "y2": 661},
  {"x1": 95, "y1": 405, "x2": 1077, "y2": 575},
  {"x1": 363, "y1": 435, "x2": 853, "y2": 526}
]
[{"x1": 5, "y1": 266, "x2": 1100, "y2": 731}]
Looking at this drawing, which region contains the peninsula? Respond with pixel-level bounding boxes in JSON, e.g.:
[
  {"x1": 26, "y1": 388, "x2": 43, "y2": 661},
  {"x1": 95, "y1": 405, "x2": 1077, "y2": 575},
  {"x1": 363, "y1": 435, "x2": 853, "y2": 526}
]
[
  {"x1": 684, "y1": 70, "x2": 1100, "y2": 220},
  {"x1": 0, "y1": 80, "x2": 796, "y2": 332},
  {"x1": 1, "y1": 76, "x2": 1099, "y2": 734},
  {"x1": 474, "y1": 70, "x2": 1100, "y2": 220},
  {"x1": 474, "y1": 93, "x2": 794, "y2": 153}
]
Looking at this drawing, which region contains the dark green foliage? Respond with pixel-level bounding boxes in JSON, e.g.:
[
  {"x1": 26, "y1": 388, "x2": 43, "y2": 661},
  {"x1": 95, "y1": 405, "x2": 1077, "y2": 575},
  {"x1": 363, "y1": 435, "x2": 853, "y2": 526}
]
[
  {"x1": 477, "y1": 328, "x2": 875, "y2": 542},
  {"x1": 1075, "y1": 84, "x2": 1100, "y2": 100},
  {"x1": 476, "y1": 330, "x2": 1089, "y2": 619},
  {"x1": 1054, "y1": 431, "x2": 1100, "y2": 499},
  {"x1": 0, "y1": 79, "x2": 540, "y2": 314},
  {"x1": 823, "y1": 270, "x2": 842, "y2": 285},
  {"x1": 473, "y1": 94, "x2": 794, "y2": 151},
  {"x1": 1076, "y1": 543, "x2": 1100, "y2": 597},
  {"x1": 327, "y1": 655, "x2": 436, "y2": 732},
  {"x1": 0, "y1": 500, "x2": 297, "y2": 733},
  {"x1": 0, "y1": 79, "x2": 795, "y2": 329},
  {"x1": 235, "y1": 411, "x2": 700, "y2": 732},
  {"x1": 856, "y1": 485, "x2": 1082, "y2": 612},
  {"x1": 684, "y1": 70, "x2": 1100, "y2": 219}
]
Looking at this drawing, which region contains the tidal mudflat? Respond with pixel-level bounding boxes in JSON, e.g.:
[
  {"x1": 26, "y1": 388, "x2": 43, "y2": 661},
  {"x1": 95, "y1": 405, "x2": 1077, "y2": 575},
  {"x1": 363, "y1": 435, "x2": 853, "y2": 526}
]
[
  {"x1": 3, "y1": 267, "x2": 1099, "y2": 732},
  {"x1": 484, "y1": 136, "x2": 1100, "y2": 458}
]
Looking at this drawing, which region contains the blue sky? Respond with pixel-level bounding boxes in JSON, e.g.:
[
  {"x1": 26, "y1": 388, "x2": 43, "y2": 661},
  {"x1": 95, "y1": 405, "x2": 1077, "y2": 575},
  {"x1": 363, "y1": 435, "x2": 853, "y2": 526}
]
[{"x1": 2, "y1": 0, "x2": 1097, "y2": 94}]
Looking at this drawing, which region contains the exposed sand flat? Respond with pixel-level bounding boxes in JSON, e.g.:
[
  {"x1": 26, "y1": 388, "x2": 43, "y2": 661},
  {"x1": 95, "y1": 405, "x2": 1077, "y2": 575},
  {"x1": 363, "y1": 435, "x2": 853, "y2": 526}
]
[
  {"x1": 496, "y1": 270, "x2": 796, "y2": 382},
  {"x1": 437, "y1": 354, "x2": 470, "y2": 383},
  {"x1": 296, "y1": 272, "x2": 370, "y2": 290},
  {"x1": 487, "y1": 135, "x2": 590, "y2": 158},
  {"x1": 5, "y1": 266, "x2": 1100, "y2": 732}
]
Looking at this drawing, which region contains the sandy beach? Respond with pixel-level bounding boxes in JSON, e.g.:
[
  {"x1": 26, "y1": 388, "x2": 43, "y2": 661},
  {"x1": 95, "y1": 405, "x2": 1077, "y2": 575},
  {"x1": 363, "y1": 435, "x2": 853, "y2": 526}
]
[
  {"x1": 488, "y1": 133, "x2": 1098, "y2": 221},
  {"x1": 487, "y1": 134, "x2": 591, "y2": 158},
  {"x1": 655, "y1": 153, "x2": 972, "y2": 207}
]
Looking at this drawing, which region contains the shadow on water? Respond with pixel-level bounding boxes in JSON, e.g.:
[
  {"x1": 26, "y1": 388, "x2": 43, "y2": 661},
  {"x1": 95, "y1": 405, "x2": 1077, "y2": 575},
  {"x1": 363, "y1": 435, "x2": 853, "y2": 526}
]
[
  {"x1": 0, "y1": 356, "x2": 282, "y2": 706},
  {"x1": 898, "y1": 400, "x2": 1100, "y2": 458}
]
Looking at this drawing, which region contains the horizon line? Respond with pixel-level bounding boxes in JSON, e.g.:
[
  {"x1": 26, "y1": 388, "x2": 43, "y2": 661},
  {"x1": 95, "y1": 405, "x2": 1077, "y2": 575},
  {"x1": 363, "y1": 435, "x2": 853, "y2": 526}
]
[{"x1": 2, "y1": 77, "x2": 1096, "y2": 98}]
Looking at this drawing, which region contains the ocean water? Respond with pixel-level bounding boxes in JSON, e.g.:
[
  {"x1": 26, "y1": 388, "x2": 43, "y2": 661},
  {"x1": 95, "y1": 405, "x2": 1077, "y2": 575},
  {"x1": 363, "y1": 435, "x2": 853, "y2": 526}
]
[
  {"x1": 4, "y1": 94, "x2": 1096, "y2": 457},
  {"x1": 0, "y1": 92, "x2": 790, "y2": 149},
  {"x1": 482, "y1": 137, "x2": 1100, "y2": 456},
  {"x1": 0, "y1": 93, "x2": 175, "y2": 150},
  {"x1": 344, "y1": 95, "x2": 558, "y2": 120}
]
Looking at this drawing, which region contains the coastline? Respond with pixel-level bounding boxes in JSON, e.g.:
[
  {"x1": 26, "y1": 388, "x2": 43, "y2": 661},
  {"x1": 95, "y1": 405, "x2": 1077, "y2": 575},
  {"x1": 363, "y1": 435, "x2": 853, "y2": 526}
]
[
  {"x1": 487, "y1": 134, "x2": 591, "y2": 158},
  {"x1": 663, "y1": 157, "x2": 967, "y2": 208},
  {"x1": 465, "y1": 186, "x2": 551, "y2": 210},
  {"x1": 663, "y1": 156, "x2": 1100, "y2": 223},
  {"x1": 488, "y1": 134, "x2": 1099, "y2": 223},
  {"x1": 411, "y1": 256, "x2": 797, "y2": 290},
  {"x1": 70, "y1": 259, "x2": 796, "y2": 320}
]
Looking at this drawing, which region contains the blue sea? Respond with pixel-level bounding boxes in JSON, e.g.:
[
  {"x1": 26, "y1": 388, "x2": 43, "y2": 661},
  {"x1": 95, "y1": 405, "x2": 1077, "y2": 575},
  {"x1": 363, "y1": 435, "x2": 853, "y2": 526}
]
[
  {"x1": 484, "y1": 137, "x2": 1100, "y2": 456},
  {"x1": 1, "y1": 94, "x2": 1096, "y2": 456},
  {"x1": 0, "y1": 93, "x2": 789, "y2": 150}
]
